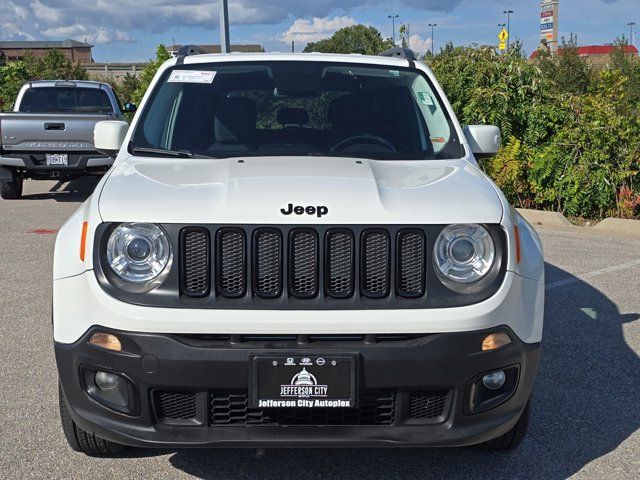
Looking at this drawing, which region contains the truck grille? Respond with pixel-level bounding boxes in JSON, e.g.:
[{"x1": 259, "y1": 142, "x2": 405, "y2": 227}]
[{"x1": 180, "y1": 226, "x2": 429, "y2": 302}]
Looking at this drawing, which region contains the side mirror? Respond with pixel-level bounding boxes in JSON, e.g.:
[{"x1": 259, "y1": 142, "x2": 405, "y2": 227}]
[
  {"x1": 94, "y1": 121, "x2": 129, "y2": 157},
  {"x1": 463, "y1": 125, "x2": 501, "y2": 159},
  {"x1": 123, "y1": 102, "x2": 137, "y2": 113}
]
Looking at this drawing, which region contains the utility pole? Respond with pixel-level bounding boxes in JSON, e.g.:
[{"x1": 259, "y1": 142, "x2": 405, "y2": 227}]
[
  {"x1": 220, "y1": 0, "x2": 230, "y2": 53},
  {"x1": 503, "y1": 9, "x2": 514, "y2": 48},
  {"x1": 629, "y1": 22, "x2": 636, "y2": 47},
  {"x1": 428, "y1": 24, "x2": 437, "y2": 55},
  {"x1": 388, "y1": 14, "x2": 399, "y2": 46}
]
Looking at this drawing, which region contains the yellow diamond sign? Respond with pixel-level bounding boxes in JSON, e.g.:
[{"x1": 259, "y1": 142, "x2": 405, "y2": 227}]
[{"x1": 498, "y1": 28, "x2": 509, "y2": 43}]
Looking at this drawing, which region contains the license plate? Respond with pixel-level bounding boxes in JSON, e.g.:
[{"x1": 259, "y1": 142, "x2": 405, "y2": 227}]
[
  {"x1": 251, "y1": 355, "x2": 357, "y2": 409},
  {"x1": 45, "y1": 154, "x2": 68, "y2": 166}
]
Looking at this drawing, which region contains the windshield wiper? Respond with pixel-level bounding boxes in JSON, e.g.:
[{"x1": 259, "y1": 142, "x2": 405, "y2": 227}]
[{"x1": 131, "y1": 146, "x2": 221, "y2": 159}]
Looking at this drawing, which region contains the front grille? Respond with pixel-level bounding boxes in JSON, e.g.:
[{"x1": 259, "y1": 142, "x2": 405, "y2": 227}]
[
  {"x1": 217, "y1": 229, "x2": 246, "y2": 297},
  {"x1": 156, "y1": 391, "x2": 197, "y2": 420},
  {"x1": 254, "y1": 229, "x2": 282, "y2": 298},
  {"x1": 408, "y1": 390, "x2": 450, "y2": 420},
  {"x1": 210, "y1": 390, "x2": 396, "y2": 426},
  {"x1": 181, "y1": 228, "x2": 210, "y2": 297},
  {"x1": 361, "y1": 230, "x2": 390, "y2": 298},
  {"x1": 326, "y1": 230, "x2": 354, "y2": 298},
  {"x1": 397, "y1": 231, "x2": 425, "y2": 297},
  {"x1": 289, "y1": 230, "x2": 319, "y2": 298}
]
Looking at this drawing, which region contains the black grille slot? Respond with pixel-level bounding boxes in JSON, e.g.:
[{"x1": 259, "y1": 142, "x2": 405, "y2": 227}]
[
  {"x1": 157, "y1": 391, "x2": 197, "y2": 420},
  {"x1": 408, "y1": 390, "x2": 450, "y2": 420},
  {"x1": 210, "y1": 390, "x2": 396, "y2": 426},
  {"x1": 254, "y1": 229, "x2": 282, "y2": 298},
  {"x1": 397, "y1": 231, "x2": 426, "y2": 298},
  {"x1": 181, "y1": 228, "x2": 210, "y2": 297},
  {"x1": 326, "y1": 230, "x2": 354, "y2": 298},
  {"x1": 289, "y1": 230, "x2": 318, "y2": 298},
  {"x1": 361, "y1": 230, "x2": 390, "y2": 298},
  {"x1": 217, "y1": 229, "x2": 246, "y2": 297}
]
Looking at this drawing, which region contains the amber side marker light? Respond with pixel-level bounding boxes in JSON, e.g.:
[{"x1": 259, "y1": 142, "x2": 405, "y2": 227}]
[
  {"x1": 89, "y1": 333, "x2": 122, "y2": 352},
  {"x1": 79, "y1": 221, "x2": 88, "y2": 261},
  {"x1": 482, "y1": 333, "x2": 512, "y2": 351},
  {"x1": 514, "y1": 225, "x2": 522, "y2": 264}
]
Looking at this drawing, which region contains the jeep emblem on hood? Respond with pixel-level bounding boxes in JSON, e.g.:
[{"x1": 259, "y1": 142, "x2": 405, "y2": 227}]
[{"x1": 281, "y1": 203, "x2": 328, "y2": 218}]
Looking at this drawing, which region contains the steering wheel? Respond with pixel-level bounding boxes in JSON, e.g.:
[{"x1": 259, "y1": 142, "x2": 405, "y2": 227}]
[{"x1": 330, "y1": 134, "x2": 396, "y2": 153}]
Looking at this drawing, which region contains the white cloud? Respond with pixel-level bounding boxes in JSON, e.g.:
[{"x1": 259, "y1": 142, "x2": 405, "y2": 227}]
[
  {"x1": 282, "y1": 16, "x2": 357, "y2": 43},
  {"x1": 30, "y1": 0, "x2": 63, "y2": 23},
  {"x1": 408, "y1": 34, "x2": 432, "y2": 55}
]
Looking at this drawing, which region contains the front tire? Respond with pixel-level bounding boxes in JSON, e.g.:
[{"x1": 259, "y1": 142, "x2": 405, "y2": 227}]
[
  {"x1": 471, "y1": 397, "x2": 531, "y2": 451},
  {"x1": 0, "y1": 176, "x2": 23, "y2": 199},
  {"x1": 58, "y1": 384, "x2": 126, "y2": 456}
]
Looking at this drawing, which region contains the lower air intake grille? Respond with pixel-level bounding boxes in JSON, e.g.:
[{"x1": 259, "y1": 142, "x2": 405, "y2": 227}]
[
  {"x1": 408, "y1": 390, "x2": 450, "y2": 420},
  {"x1": 210, "y1": 390, "x2": 396, "y2": 426},
  {"x1": 217, "y1": 229, "x2": 246, "y2": 297},
  {"x1": 156, "y1": 391, "x2": 197, "y2": 420},
  {"x1": 181, "y1": 228, "x2": 210, "y2": 297},
  {"x1": 326, "y1": 230, "x2": 354, "y2": 298},
  {"x1": 290, "y1": 230, "x2": 318, "y2": 298},
  {"x1": 361, "y1": 230, "x2": 390, "y2": 298},
  {"x1": 254, "y1": 229, "x2": 282, "y2": 298},
  {"x1": 398, "y1": 231, "x2": 425, "y2": 297}
]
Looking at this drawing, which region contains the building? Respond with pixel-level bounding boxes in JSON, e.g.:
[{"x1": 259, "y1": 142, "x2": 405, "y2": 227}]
[
  {"x1": 0, "y1": 39, "x2": 93, "y2": 63},
  {"x1": 530, "y1": 44, "x2": 639, "y2": 66},
  {"x1": 85, "y1": 63, "x2": 149, "y2": 81},
  {"x1": 167, "y1": 44, "x2": 264, "y2": 57}
]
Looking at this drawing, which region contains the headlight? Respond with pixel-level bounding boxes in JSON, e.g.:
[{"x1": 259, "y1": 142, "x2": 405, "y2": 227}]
[
  {"x1": 434, "y1": 224, "x2": 495, "y2": 284},
  {"x1": 106, "y1": 223, "x2": 171, "y2": 284}
]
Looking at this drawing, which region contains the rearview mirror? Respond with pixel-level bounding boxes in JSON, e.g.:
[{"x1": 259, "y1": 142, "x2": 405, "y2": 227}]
[
  {"x1": 463, "y1": 125, "x2": 501, "y2": 159},
  {"x1": 94, "y1": 121, "x2": 129, "y2": 157}
]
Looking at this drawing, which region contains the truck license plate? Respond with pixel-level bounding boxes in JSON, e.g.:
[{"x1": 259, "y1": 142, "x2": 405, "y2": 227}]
[
  {"x1": 251, "y1": 355, "x2": 356, "y2": 408},
  {"x1": 46, "y1": 154, "x2": 68, "y2": 166}
]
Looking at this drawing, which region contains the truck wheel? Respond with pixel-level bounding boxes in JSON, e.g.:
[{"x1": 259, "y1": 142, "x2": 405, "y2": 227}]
[
  {"x1": 470, "y1": 397, "x2": 531, "y2": 451},
  {"x1": 0, "y1": 177, "x2": 23, "y2": 199},
  {"x1": 58, "y1": 384, "x2": 125, "y2": 456}
]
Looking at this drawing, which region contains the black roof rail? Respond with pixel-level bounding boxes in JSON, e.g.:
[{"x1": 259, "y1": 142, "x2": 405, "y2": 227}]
[
  {"x1": 176, "y1": 45, "x2": 208, "y2": 57},
  {"x1": 378, "y1": 47, "x2": 417, "y2": 62}
]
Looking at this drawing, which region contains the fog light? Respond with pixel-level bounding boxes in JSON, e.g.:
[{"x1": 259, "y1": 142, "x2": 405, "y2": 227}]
[
  {"x1": 482, "y1": 371, "x2": 506, "y2": 390},
  {"x1": 95, "y1": 371, "x2": 120, "y2": 391},
  {"x1": 89, "y1": 332, "x2": 122, "y2": 352},
  {"x1": 482, "y1": 333, "x2": 511, "y2": 351}
]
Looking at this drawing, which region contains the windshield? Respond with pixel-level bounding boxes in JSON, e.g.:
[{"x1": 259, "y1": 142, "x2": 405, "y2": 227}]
[
  {"x1": 130, "y1": 61, "x2": 463, "y2": 160},
  {"x1": 19, "y1": 87, "x2": 113, "y2": 114}
]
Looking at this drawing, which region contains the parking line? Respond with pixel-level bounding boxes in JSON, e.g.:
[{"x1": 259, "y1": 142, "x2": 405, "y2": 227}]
[{"x1": 546, "y1": 259, "x2": 640, "y2": 291}]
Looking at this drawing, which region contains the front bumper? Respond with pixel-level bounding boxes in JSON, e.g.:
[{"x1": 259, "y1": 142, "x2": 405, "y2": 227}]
[{"x1": 56, "y1": 326, "x2": 540, "y2": 448}]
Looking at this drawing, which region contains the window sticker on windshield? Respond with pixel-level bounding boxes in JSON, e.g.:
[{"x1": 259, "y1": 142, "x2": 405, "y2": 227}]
[
  {"x1": 389, "y1": 70, "x2": 400, "y2": 77},
  {"x1": 418, "y1": 92, "x2": 434, "y2": 106},
  {"x1": 168, "y1": 70, "x2": 217, "y2": 84}
]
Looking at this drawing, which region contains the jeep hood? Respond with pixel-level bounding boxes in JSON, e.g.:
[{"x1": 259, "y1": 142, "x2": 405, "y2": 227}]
[{"x1": 98, "y1": 156, "x2": 504, "y2": 224}]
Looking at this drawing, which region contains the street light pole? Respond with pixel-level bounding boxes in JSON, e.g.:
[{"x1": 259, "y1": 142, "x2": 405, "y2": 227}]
[
  {"x1": 220, "y1": 0, "x2": 230, "y2": 53},
  {"x1": 503, "y1": 9, "x2": 514, "y2": 48},
  {"x1": 388, "y1": 14, "x2": 399, "y2": 46},
  {"x1": 428, "y1": 24, "x2": 437, "y2": 55},
  {"x1": 629, "y1": 22, "x2": 636, "y2": 47}
]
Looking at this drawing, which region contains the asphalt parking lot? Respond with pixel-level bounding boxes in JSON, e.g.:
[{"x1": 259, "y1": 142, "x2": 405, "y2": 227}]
[{"x1": 1, "y1": 179, "x2": 638, "y2": 480}]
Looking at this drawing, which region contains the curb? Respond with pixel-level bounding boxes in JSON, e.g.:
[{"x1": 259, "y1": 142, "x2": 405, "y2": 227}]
[
  {"x1": 592, "y1": 217, "x2": 640, "y2": 237},
  {"x1": 516, "y1": 209, "x2": 573, "y2": 228}
]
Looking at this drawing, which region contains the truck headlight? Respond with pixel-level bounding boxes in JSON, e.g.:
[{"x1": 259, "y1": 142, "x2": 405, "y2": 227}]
[
  {"x1": 106, "y1": 223, "x2": 171, "y2": 284},
  {"x1": 434, "y1": 224, "x2": 495, "y2": 284}
]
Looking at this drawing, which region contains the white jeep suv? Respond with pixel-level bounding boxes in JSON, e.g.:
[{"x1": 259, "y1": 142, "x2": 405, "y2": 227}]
[{"x1": 53, "y1": 48, "x2": 544, "y2": 456}]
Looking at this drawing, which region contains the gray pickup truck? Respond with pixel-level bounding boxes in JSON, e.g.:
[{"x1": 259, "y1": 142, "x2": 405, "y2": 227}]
[{"x1": 0, "y1": 80, "x2": 135, "y2": 199}]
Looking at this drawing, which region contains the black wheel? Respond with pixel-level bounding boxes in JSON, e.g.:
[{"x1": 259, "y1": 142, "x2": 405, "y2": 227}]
[
  {"x1": 0, "y1": 176, "x2": 23, "y2": 199},
  {"x1": 470, "y1": 397, "x2": 531, "y2": 451},
  {"x1": 58, "y1": 383, "x2": 126, "y2": 456}
]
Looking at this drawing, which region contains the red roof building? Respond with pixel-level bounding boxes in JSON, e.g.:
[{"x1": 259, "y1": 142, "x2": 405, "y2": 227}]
[{"x1": 530, "y1": 44, "x2": 639, "y2": 65}]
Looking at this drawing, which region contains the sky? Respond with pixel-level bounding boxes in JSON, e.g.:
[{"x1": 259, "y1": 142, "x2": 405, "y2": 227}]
[{"x1": 0, "y1": 0, "x2": 638, "y2": 62}]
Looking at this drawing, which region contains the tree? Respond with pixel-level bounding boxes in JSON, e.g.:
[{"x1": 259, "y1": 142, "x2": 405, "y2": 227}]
[
  {"x1": 130, "y1": 45, "x2": 171, "y2": 105},
  {"x1": 534, "y1": 33, "x2": 592, "y2": 95},
  {"x1": 304, "y1": 25, "x2": 394, "y2": 55}
]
